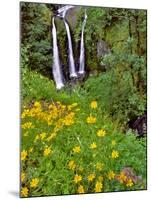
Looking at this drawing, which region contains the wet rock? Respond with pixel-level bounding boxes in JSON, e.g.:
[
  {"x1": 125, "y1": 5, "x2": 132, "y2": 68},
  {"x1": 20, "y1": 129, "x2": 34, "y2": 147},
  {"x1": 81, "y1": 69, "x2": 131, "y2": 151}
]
[
  {"x1": 97, "y1": 40, "x2": 111, "y2": 57},
  {"x1": 128, "y1": 113, "x2": 147, "y2": 137}
]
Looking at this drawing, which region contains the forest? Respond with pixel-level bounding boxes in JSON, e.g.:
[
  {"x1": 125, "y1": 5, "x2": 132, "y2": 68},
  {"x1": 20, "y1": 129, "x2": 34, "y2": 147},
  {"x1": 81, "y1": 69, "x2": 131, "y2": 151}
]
[{"x1": 20, "y1": 2, "x2": 147, "y2": 197}]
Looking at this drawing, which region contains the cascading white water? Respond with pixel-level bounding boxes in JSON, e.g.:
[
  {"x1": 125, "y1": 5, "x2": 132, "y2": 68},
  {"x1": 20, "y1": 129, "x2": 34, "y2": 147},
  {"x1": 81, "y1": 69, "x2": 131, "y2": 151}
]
[
  {"x1": 52, "y1": 17, "x2": 64, "y2": 89},
  {"x1": 52, "y1": 6, "x2": 87, "y2": 89},
  {"x1": 78, "y1": 10, "x2": 87, "y2": 75},
  {"x1": 57, "y1": 5, "x2": 74, "y2": 18},
  {"x1": 57, "y1": 6, "x2": 77, "y2": 78},
  {"x1": 63, "y1": 19, "x2": 77, "y2": 78}
]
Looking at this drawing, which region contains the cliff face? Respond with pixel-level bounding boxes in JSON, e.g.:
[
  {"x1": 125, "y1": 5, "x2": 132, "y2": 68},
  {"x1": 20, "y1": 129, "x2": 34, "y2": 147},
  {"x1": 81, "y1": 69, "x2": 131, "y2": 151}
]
[{"x1": 66, "y1": 6, "x2": 82, "y2": 29}]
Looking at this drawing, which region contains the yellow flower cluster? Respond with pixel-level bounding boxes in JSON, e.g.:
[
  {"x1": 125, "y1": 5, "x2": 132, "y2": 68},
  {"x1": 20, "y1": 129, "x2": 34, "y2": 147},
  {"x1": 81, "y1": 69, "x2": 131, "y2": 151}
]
[
  {"x1": 74, "y1": 174, "x2": 82, "y2": 183},
  {"x1": 87, "y1": 173, "x2": 96, "y2": 182},
  {"x1": 21, "y1": 122, "x2": 34, "y2": 129},
  {"x1": 21, "y1": 101, "x2": 79, "y2": 167},
  {"x1": 87, "y1": 115, "x2": 96, "y2": 124},
  {"x1": 97, "y1": 129, "x2": 106, "y2": 137},
  {"x1": 118, "y1": 171, "x2": 127, "y2": 183},
  {"x1": 72, "y1": 168, "x2": 104, "y2": 193},
  {"x1": 95, "y1": 181, "x2": 103, "y2": 193},
  {"x1": 90, "y1": 142, "x2": 97, "y2": 149},
  {"x1": 21, "y1": 177, "x2": 40, "y2": 196},
  {"x1": 73, "y1": 146, "x2": 81, "y2": 153},
  {"x1": 108, "y1": 170, "x2": 115, "y2": 180},
  {"x1": 126, "y1": 178, "x2": 134, "y2": 187},
  {"x1": 90, "y1": 101, "x2": 97, "y2": 109},
  {"x1": 47, "y1": 132, "x2": 57, "y2": 142},
  {"x1": 40, "y1": 132, "x2": 46, "y2": 140},
  {"x1": 21, "y1": 187, "x2": 29, "y2": 197},
  {"x1": 77, "y1": 185, "x2": 85, "y2": 194},
  {"x1": 112, "y1": 150, "x2": 119, "y2": 159},
  {"x1": 44, "y1": 146, "x2": 52, "y2": 156},
  {"x1": 117, "y1": 171, "x2": 134, "y2": 187},
  {"x1": 21, "y1": 99, "x2": 137, "y2": 194},
  {"x1": 63, "y1": 112, "x2": 75, "y2": 126},
  {"x1": 21, "y1": 150, "x2": 28, "y2": 161},
  {"x1": 68, "y1": 160, "x2": 76, "y2": 170},
  {"x1": 21, "y1": 101, "x2": 76, "y2": 128},
  {"x1": 30, "y1": 178, "x2": 39, "y2": 188}
]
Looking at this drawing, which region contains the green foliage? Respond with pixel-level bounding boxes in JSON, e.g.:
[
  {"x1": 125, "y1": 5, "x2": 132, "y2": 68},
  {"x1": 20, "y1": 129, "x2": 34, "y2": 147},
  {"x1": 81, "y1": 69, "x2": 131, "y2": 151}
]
[
  {"x1": 20, "y1": 4, "x2": 147, "y2": 196},
  {"x1": 21, "y1": 83, "x2": 146, "y2": 196},
  {"x1": 21, "y1": 2, "x2": 52, "y2": 76},
  {"x1": 21, "y1": 68, "x2": 89, "y2": 108},
  {"x1": 84, "y1": 66, "x2": 146, "y2": 123}
]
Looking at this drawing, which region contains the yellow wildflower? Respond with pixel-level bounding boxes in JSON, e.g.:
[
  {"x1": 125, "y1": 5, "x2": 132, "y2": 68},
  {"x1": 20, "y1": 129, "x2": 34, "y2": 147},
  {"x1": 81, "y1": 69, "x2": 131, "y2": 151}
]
[
  {"x1": 30, "y1": 178, "x2": 39, "y2": 188},
  {"x1": 29, "y1": 147, "x2": 33, "y2": 153},
  {"x1": 21, "y1": 150, "x2": 27, "y2": 161},
  {"x1": 112, "y1": 150, "x2": 119, "y2": 159},
  {"x1": 34, "y1": 135, "x2": 39, "y2": 143},
  {"x1": 63, "y1": 112, "x2": 75, "y2": 126},
  {"x1": 68, "y1": 160, "x2": 76, "y2": 170},
  {"x1": 44, "y1": 147, "x2": 52, "y2": 156},
  {"x1": 74, "y1": 174, "x2": 82, "y2": 183},
  {"x1": 34, "y1": 101, "x2": 41, "y2": 107},
  {"x1": 126, "y1": 178, "x2": 134, "y2": 187},
  {"x1": 90, "y1": 142, "x2": 97, "y2": 149},
  {"x1": 96, "y1": 162, "x2": 104, "y2": 171},
  {"x1": 118, "y1": 172, "x2": 127, "y2": 183},
  {"x1": 94, "y1": 181, "x2": 103, "y2": 192},
  {"x1": 47, "y1": 120, "x2": 52, "y2": 126},
  {"x1": 87, "y1": 173, "x2": 96, "y2": 182},
  {"x1": 21, "y1": 109, "x2": 29, "y2": 119},
  {"x1": 87, "y1": 115, "x2": 96, "y2": 124},
  {"x1": 55, "y1": 120, "x2": 63, "y2": 129},
  {"x1": 21, "y1": 187, "x2": 29, "y2": 197},
  {"x1": 90, "y1": 101, "x2": 97, "y2": 109},
  {"x1": 47, "y1": 132, "x2": 57, "y2": 141},
  {"x1": 77, "y1": 185, "x2": 85, "y2": 194},
  {"x1": 21, "y1": 122, "x2": 34, "y2": 129},
  {"x1": 21, "y1": 172, "x2": 25, "y2": 182},
  {"x1": 97, "y1": 129, "x2": 106, "y2": 137},
  {"x1": 73, "y1": 146, "x2": 81, "y2": 153},
  {"x1": 108, "y1": 170, "x2": 115, "y2": 180},
  {"x1": 40, "y1": 132, "x2": 46, "y2": 140},
  {"x1": 111, "y1": 140, "x2": 116, "y2": 146}
]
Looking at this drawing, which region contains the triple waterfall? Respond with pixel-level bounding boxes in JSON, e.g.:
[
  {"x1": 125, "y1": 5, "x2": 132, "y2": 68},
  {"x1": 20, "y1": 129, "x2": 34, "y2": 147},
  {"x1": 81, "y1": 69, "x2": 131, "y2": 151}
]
[{"x1": 52, "y1": 6, "x2": 87, "y2": 89}]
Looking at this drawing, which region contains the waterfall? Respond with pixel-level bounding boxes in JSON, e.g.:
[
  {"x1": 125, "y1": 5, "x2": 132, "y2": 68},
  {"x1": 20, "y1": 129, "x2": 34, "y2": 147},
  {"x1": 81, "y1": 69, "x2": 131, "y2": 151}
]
[
  {"x1": 63, "y1": 19, "x2": 77, "y2": 78},
  {"x1": 57, "y1": 5, "x2": 74, "y2": 18},
  {"x1": 57, "y1": 6, "x2": 77, "y2": 78},
  {"x1": 52, "y1": 17, "x2": 64, "y2": 89},
  {"x1": 51, "y1": 6, "x2": 88, "y2": 89},
  {"x1": 79, "y1": 10, "x2": 87, "y2": 75}
]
